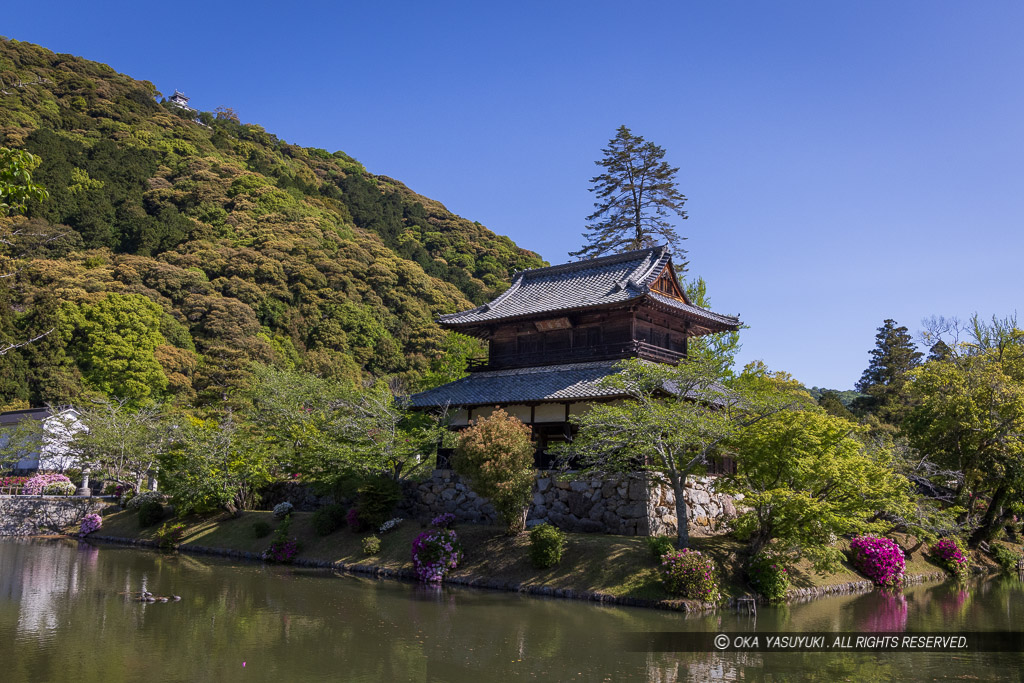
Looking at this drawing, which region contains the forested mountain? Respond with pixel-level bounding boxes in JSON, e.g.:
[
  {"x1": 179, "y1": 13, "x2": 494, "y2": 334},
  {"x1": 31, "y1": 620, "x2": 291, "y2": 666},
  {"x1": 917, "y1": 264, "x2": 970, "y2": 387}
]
[{"x1": 0, "y1": 38, "x2": 544, "y2": 407}]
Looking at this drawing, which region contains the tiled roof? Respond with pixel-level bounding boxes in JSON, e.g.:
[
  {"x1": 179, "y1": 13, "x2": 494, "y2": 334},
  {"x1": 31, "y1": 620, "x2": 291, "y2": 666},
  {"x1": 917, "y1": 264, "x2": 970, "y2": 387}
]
[
  {"x1": 438, "y1": 245, "x2": 739, "y2": 331},
  {"x1": 408, "y1": 360, "x2": 728, "y2": 409},
  {"x1": 408, "y1": 361, "x2": 626, "y2": 408}
]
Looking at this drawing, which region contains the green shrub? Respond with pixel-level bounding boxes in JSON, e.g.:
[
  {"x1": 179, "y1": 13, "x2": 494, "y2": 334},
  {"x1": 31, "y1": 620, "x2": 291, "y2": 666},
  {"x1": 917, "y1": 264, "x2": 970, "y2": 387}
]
[
  {"x1": 747, "y1": 552, "x2": 790, "y2": 603},
  {"x1": 529, "y1": 523, "x2": 566, "y2": 568},
  {"x1": 453, "y1": 409, "x2": 535, "y2": 534},
  {"x1": 312, "y1": 504, "x2": 347, "y2": 537},
  {"x1": 659, "y1": 549, "x2": 722, "y2": 602},
  {"x1": 362, "y1": 535, "x2": 381, "y2": 556},
  {"x1": 252, "y1": 520, "x2": 271, "y2": 538},
  {"x1": 991, "y1": 543, "x2": 1022, "y2": 573},
  {"x1": 156, "y1": 521, "x2": 187, "y2": 549},
  {"x1": 646, "y1": 535, "x2": 676, "y2": 561},
  {"x1": 138, "y1": 501, "x2": 165, "y2": 528},
  {"x1": 356, "y1": 478, "x2": 402, "y2": 529}
]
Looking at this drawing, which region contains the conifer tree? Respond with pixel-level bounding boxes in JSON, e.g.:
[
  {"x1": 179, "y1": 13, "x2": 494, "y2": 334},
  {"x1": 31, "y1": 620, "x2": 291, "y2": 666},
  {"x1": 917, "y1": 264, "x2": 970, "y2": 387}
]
[
  {"x1": 854, "y1": 319, "x2": 923, "y2": 422},
  {"x1": 571, "y1": 126, "x2": 688, "y2": 262}
]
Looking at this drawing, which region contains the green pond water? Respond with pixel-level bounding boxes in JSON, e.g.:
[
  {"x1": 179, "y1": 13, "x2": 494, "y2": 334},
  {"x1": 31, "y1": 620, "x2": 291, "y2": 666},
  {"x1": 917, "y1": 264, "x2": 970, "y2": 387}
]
[{"x1": 0, "y1": 537, "x2": 1023, "y2": 682}]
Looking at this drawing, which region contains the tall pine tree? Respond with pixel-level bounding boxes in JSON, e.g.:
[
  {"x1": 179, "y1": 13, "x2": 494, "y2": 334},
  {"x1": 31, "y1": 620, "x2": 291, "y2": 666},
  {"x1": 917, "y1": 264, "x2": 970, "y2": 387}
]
[
  {"x1": 571, "y1": 126, "x2": 689, "y2": 262},
  {"x1": 854, "y1": 319, "x2": 923, "y2": 422}
]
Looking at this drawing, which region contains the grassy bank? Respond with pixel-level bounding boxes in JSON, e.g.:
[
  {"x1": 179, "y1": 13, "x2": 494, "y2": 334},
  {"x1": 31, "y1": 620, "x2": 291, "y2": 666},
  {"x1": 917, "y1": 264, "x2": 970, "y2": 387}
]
[{"x1": 86, "y1": 505, "x2": 968, "y2": 608}]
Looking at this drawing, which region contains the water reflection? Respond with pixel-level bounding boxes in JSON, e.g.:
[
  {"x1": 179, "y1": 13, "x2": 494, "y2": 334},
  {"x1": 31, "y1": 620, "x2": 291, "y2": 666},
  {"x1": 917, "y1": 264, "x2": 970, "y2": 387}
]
[{"x1": 0, "y1": 539, "x2": 1023, "y2": 681}]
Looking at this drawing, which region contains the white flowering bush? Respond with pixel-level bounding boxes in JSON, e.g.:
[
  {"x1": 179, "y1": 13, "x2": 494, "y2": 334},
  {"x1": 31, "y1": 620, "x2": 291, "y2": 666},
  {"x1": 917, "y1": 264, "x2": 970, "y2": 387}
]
[
  {"x1": 126, "y1": 491, "x2": 164, "y2": 510},
  {"x1": 379, "y1": 518, "x2": 403, "y2": 534},
  {"x1": 43, "y1": 480, "x2": 77, "y2": 496},
  {"x1": 273, "y1": 501, "x2": 294, "y2": 519}
]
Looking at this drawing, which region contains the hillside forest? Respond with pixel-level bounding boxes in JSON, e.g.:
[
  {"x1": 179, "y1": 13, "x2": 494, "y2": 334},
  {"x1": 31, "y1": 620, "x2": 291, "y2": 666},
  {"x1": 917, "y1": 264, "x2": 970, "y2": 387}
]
[{"x1": 0, "y1": 37, "x2": 544, "y2": 409}]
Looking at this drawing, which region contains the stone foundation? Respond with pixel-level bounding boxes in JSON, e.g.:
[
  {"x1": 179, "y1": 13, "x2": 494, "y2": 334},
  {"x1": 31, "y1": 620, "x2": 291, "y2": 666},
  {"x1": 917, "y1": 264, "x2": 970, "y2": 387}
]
[
  {"x1": 0, "y1": 495, "x2": 109, "y2": 536},
  {"x1": 402, "y1": 470, "x2": 738, "y2": 536}
]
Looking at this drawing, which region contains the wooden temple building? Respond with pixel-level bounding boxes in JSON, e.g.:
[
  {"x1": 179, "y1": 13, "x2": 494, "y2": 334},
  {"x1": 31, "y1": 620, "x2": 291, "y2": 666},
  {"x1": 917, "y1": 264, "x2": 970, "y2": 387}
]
[{"x1": 409, "y1": 246, "x2": 741, "y2": 466}]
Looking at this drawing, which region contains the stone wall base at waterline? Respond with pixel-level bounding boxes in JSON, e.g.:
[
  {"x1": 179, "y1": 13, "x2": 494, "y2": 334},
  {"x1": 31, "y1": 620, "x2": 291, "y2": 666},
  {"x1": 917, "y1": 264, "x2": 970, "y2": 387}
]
[
  {"x1": 402, "y1": 470, "x2": 740, "y2": 537},
  {"x1": 0, "y1": 496, "x2": 109, "y2": 535}
]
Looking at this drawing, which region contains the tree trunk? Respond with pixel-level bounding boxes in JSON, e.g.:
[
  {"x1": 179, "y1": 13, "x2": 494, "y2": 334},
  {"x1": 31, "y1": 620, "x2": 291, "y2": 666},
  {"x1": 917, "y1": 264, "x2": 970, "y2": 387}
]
[
  {"x1": 508, "y1": 506, "x2": 528, "y2": 535},
  {"x1": 670, "y1": 474, "x2": 690, "y2": 549},
  {"x1": 970, "y1": 482, "x2": 1010, "y2": 546}
]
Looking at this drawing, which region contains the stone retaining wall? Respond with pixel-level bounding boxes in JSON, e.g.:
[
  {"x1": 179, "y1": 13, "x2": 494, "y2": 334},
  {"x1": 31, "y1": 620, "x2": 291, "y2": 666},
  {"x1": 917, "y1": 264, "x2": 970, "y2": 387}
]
[
  {"x1": 0, "y1": 495, "x2": 109, "y2": 536},
  {"x1": 402, "y1": 470, "x2": 738, "y2": 536},
  {"x1": 258, "y1": 481, "x2": 339, "y2": 511}
]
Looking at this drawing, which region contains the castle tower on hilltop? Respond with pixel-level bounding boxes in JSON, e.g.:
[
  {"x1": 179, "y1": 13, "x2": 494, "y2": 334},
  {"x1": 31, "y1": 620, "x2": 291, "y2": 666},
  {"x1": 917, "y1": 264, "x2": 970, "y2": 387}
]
[{"x1": 168, "y1": 90, "x2": 193, "y2": 111}]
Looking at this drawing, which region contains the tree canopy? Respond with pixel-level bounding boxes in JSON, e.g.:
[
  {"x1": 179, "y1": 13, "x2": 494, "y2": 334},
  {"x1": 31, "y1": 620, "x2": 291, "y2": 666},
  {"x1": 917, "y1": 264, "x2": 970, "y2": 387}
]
[
  {"x1": 854, "y1": 319, "x2": 923, "y2": 423},
  {"x1": 571, "y1": 126, "x2": 688, "y2": 262}
]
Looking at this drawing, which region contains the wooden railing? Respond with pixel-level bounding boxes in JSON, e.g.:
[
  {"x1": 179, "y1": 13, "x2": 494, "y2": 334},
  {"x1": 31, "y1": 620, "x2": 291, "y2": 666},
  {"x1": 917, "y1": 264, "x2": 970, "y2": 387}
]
[{"x1": 466, "y1": 340, "x2": 685, "y2": 372}]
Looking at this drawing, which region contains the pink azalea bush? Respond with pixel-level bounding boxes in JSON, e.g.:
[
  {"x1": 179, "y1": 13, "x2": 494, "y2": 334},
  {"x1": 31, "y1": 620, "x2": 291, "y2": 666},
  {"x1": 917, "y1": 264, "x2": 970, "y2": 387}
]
[
  {"x1": 849, "y1": 536, "x2": 905, "y2": 587},
  {"x1": 79, "y1": 513, "x2": 102, "y2": 536},
  {"x1": 24, "y1": 473, "x2": 74, "y2": 496},
  {"x1": 659, "y1": 549, "x2": 722, "y2": 602},
  {"x1": 930, "y1": 538, "x2": 970, "y2": 582},
  {"x1": 411, "y1": 528, "x2": 463, "y2": 583}
]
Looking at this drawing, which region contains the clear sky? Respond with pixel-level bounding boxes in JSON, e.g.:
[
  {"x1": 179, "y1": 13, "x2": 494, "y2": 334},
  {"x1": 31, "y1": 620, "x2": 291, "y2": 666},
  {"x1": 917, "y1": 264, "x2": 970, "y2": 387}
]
[{"x1": 6, "y1": 1, "x2": 1023, "y2": 389}]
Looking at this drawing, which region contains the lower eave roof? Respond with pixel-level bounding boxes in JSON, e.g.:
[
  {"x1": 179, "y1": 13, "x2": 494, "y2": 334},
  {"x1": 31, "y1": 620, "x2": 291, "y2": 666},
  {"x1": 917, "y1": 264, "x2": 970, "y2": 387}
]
[
  {"x1": 407, "y1": 359, "x2": 729, "y2": 410},
  {"x1": 408, "y1": 360, "x2": 626, "y2": 409}
]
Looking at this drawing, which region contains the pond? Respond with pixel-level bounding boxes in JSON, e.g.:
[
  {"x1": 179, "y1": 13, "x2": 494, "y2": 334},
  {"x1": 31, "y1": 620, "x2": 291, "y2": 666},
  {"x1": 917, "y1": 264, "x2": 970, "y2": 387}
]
[{"x1": 0, "y1": 537, "x2": 1023, "y2": 681}]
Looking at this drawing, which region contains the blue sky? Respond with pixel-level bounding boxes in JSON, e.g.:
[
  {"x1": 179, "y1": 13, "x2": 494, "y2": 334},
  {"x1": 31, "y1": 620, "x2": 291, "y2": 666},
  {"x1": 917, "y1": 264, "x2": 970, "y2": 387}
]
[{"x1": 7, "y1": 2, "x2": 1024, "y2": 389}]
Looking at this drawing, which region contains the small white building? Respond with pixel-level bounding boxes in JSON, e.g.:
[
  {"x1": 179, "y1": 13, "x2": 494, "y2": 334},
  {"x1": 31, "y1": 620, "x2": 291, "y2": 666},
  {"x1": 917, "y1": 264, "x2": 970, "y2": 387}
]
[
  {"x1": 168, "y1": 90, "x2": 194, "y2": 111},
  {"x1": 0, "y1": 407, "x2": 85, "y2": 473}
]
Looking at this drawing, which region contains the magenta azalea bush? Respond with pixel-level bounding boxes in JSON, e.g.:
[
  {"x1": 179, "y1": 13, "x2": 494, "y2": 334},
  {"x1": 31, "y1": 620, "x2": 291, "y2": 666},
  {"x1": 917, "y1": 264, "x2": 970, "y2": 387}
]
[
  {"x1": 411, "y1": 528, "x2": 463, "y2": 583},
  {"x1": 930, "y1": 538, "x2": 970, "y2": 582},
  {"x1": 24, "y1": 473, "x2": 73, "y2": 496},
  {"x1": 849, "y1": 536, "x2": 905, "y2": 587},
  {"x1": 262, "y1": 540, "x2": 300, "y2": 563},
  {"x1": 79, "y1": 513, "x2": 102, "y2": 536},
  {"x1": 659, "y1": 549, "x2": 722, "y2": 602},
  {"x1": 0, "y1": 476, "x2": 29, "y2": 489}
]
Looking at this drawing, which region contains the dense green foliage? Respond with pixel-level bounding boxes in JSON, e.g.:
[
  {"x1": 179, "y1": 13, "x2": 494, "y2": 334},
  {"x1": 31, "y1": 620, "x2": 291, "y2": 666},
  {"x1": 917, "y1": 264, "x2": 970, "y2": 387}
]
[
  {"x1": 311, "y1": 503, "x2": 348, "y2": 536},
  {"x1": 646, "y1": 535, "x2": 676, "y2": 559},
  {"x1": 904, "y1": 316, "x2": 1024, "y2": 545},
  {"x1": 991, "y1": 543, "x2": 1021, "y2": 573},
  {"x1": 137, "y1": 500, "x2": 165, "y2": 527},
  {"x1": 722, "y1": 410, "x2": 915, "y2": 572},
  {"x1": 355, "y1": 477, "x2": 403, "y2": 528},
  {"x1": 529, "y1": 523, "x2": 567, "y2": 568},
  {"x1": 0, "y1": 146, "x2": 48, "y2": 216},
  {"x1": 0, "y1": 38, "x2": 542, "y2": 406}
]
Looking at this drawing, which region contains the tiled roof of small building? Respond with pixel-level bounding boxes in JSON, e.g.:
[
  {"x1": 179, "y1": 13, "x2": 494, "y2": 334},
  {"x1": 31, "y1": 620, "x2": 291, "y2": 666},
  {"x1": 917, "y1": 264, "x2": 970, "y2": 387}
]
[
  {"x1": 437, "y1": 245, "x2": 739, "y2": 331},
  {"x1": 408, "y1": 361, "x2": 626, "y2": 408},
  {"x1": 408, "y1": 360, "x2": 728, "y2": 409}
]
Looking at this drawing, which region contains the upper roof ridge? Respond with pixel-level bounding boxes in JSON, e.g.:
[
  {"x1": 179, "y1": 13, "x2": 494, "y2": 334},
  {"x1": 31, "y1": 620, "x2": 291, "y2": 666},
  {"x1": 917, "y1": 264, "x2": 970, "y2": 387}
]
[{"x1": 515, "y1": 245, "x2": 668, "y2": 280}]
